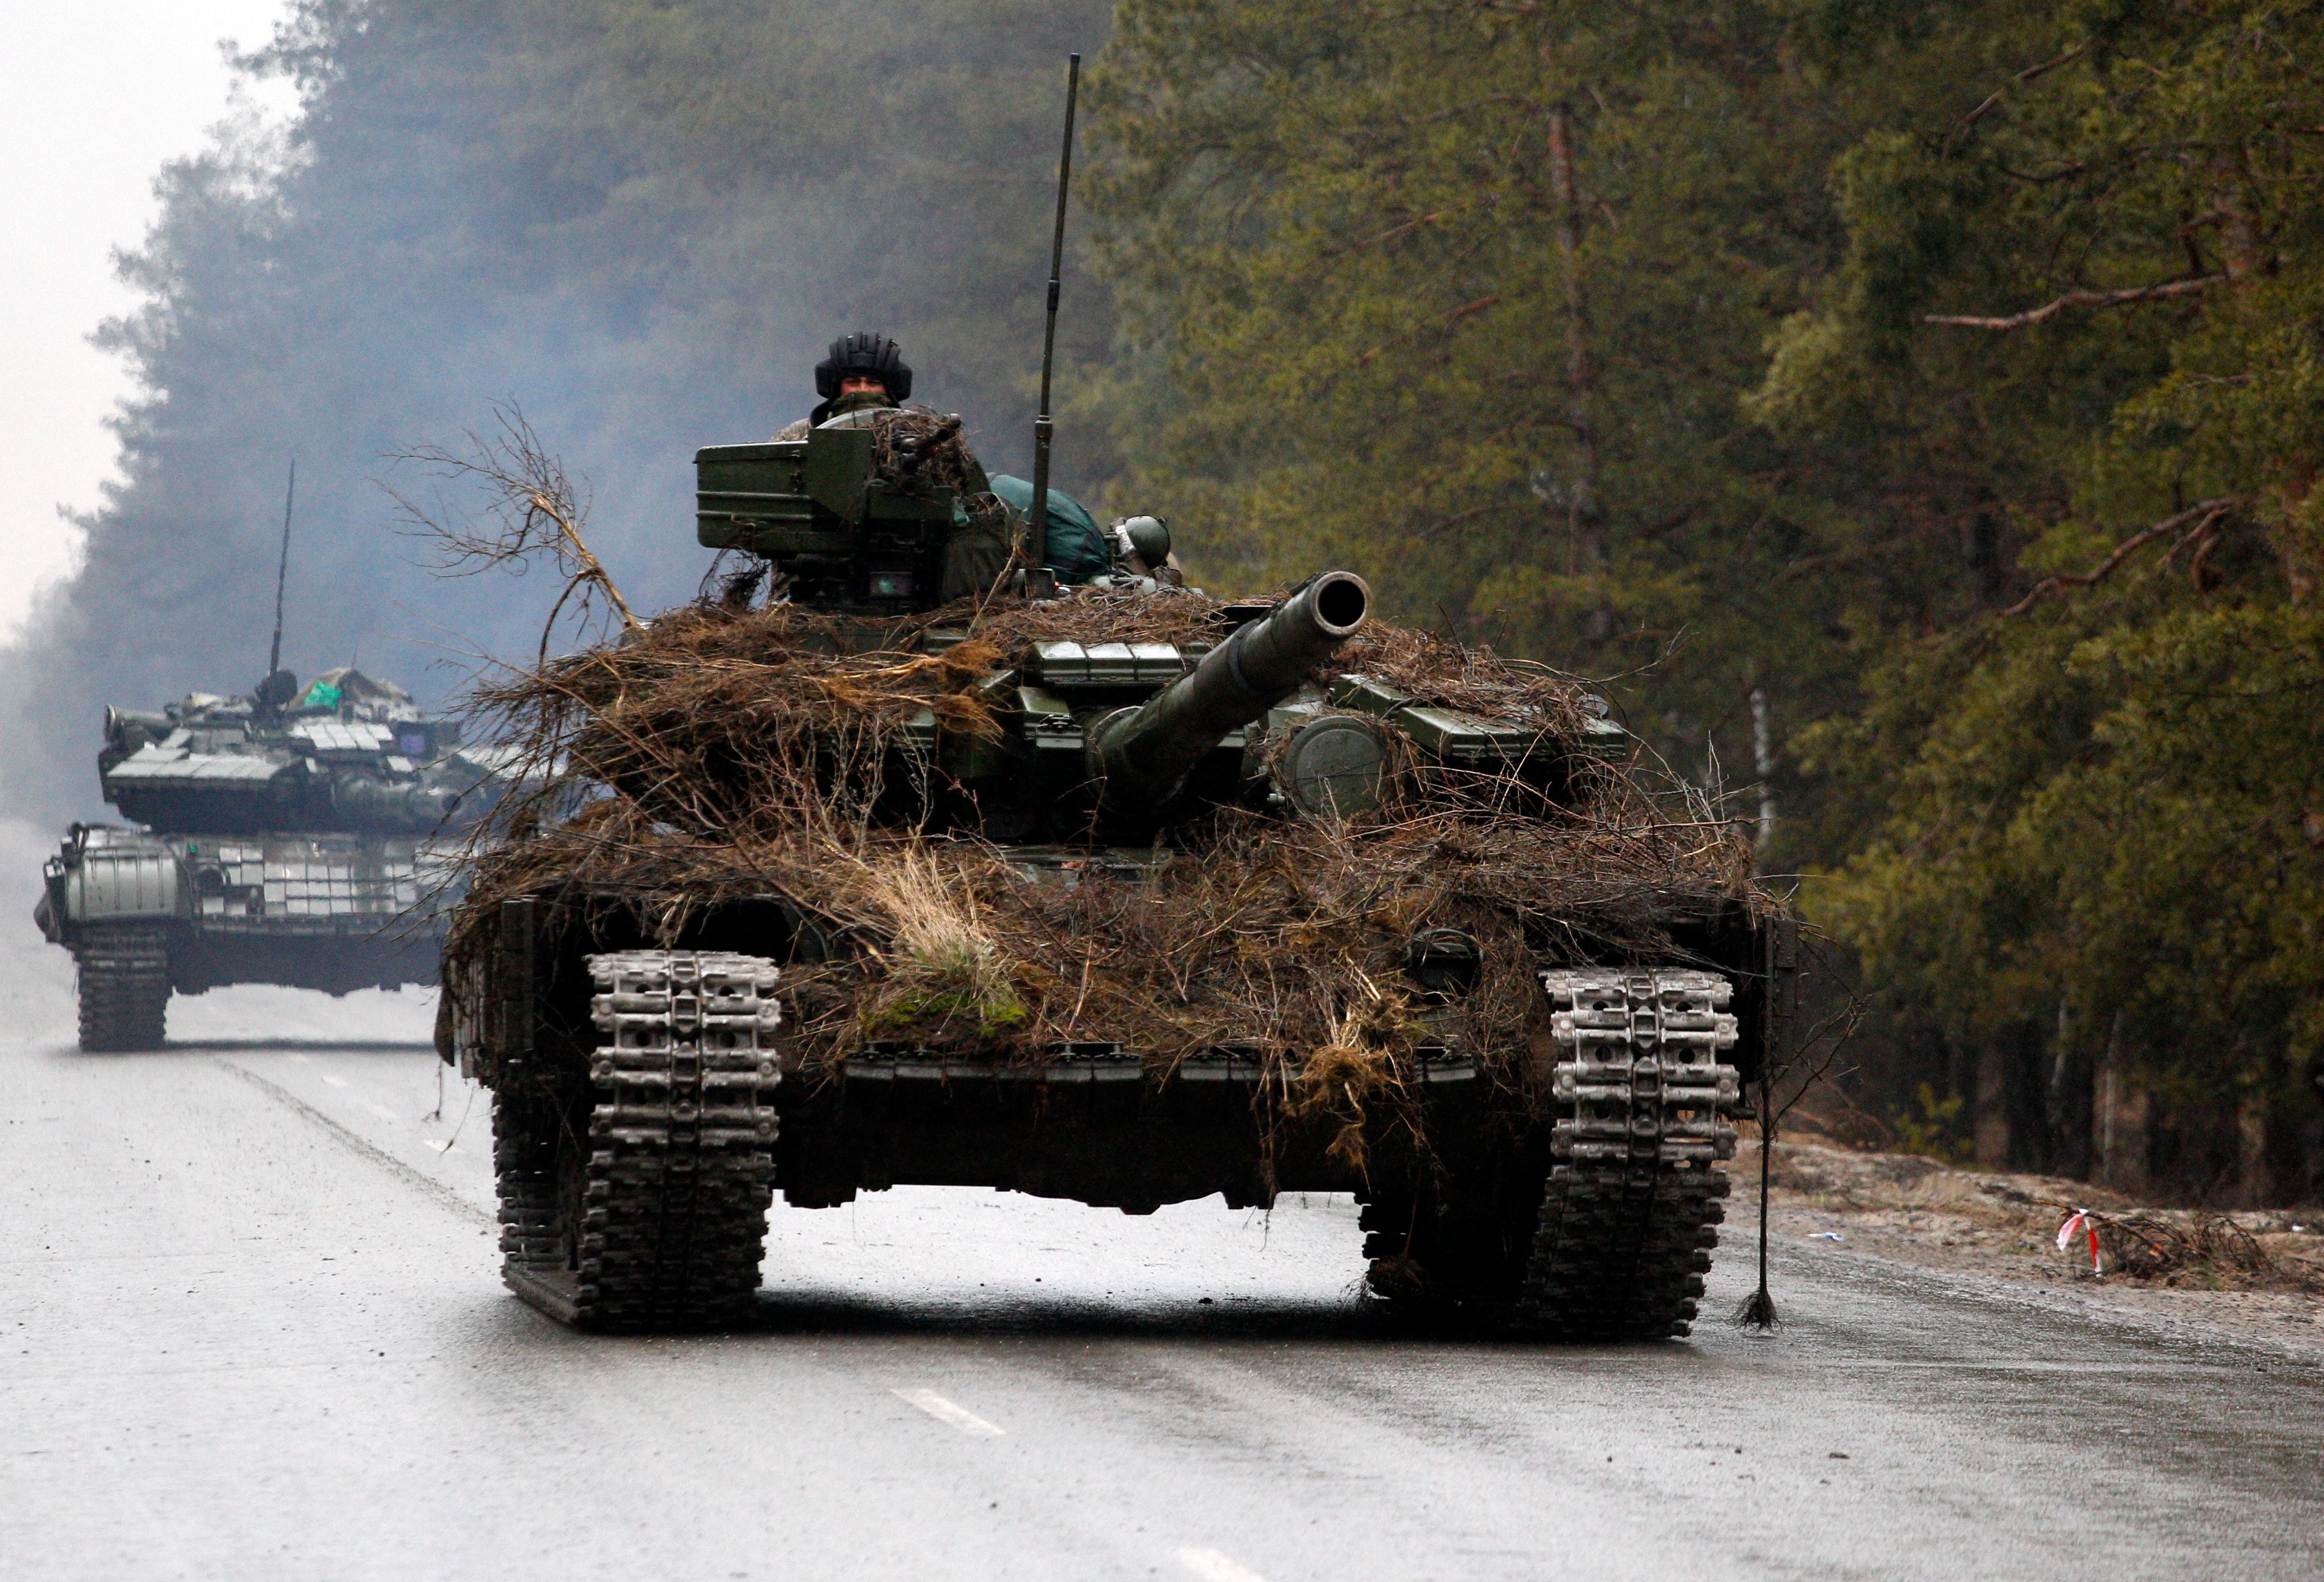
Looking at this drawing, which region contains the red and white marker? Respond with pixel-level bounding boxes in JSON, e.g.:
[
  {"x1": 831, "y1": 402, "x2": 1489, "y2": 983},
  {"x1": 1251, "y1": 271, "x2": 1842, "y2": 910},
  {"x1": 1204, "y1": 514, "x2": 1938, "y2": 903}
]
[{"x1": 2056, "y1": 1210, "x2": 2101, "y2": 1275}]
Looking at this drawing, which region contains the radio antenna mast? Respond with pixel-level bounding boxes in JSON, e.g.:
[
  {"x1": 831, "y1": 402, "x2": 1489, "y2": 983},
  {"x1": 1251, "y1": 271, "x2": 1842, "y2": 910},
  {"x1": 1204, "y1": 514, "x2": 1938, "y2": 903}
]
[
  {"x1": 1028, "y1": 53, "x2": 1081, "y2": 577},
  {"x1": 266, "y1": 459, "x2": 295, "y2": 688}
]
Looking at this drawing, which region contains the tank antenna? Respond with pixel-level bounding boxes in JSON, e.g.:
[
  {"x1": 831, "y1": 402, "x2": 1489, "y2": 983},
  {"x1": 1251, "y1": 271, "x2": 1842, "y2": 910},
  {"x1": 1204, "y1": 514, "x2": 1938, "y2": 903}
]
[
  {"x1": 1027, "y1": 52, "x2": 1081, "y2": 578},
  {"x1": 265, "y1": 459, "x2": 296, "y2": 695}
]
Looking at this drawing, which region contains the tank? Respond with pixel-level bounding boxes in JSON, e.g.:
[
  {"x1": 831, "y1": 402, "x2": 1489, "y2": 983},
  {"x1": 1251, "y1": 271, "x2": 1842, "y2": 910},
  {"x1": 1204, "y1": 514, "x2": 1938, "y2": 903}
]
[
  {"x1": 443, "y1": 414, "x2": 1798, "y2": 1337},
  {"x1": 36, "y1": 667, "x2": 507, "y2": 1052}
]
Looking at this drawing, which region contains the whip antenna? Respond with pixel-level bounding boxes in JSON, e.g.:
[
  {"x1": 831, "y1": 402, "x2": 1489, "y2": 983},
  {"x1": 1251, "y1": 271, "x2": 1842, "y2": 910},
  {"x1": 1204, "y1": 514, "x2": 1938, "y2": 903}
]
[
  {"x1": 1028, "y1": 52, "x2": 1081, "y2": 577},
  {"x1": 266, "y1": 459, "x2": 296, "y2": 690}
]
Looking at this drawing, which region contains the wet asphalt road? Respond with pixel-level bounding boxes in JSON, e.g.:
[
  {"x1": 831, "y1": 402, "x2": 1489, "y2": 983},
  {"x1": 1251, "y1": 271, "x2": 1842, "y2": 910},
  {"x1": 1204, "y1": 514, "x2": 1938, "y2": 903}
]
[{"x1": 3, "y1": 1027, "x2": 2319, "y2": 1582}]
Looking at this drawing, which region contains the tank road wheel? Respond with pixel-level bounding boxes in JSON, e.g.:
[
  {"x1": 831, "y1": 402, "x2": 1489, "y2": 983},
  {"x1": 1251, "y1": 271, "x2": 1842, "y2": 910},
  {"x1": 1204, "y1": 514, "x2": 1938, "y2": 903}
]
[
  {"x1": 75, "y1": 923, "x2": 171, "y2": 1053},
  {"x1": 494, "y1": 951, "x2": 782, "y2": 1332},
  {"x1": 1519, "y1": 969, "x2": 1742, "y2": 1340}
]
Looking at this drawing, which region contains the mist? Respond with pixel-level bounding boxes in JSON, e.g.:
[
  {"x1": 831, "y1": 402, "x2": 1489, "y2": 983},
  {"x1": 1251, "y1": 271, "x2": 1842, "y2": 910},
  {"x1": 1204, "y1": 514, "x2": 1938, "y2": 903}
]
[{"x1": 1, "y1": 0, "x2": 1115, "y2": 825}]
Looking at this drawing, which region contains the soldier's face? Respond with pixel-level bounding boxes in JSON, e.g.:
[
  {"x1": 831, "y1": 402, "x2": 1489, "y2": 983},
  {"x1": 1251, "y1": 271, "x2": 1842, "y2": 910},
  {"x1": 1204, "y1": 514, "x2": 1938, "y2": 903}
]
[{"x1": 839, "y1": 374, "x2": 887, "y2": 398}]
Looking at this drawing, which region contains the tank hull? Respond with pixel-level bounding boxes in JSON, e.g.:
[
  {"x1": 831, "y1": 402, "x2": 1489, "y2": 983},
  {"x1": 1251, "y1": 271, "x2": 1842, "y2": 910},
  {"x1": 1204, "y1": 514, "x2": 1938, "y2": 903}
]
[
  {"x1": 447, "y1": 880, "x2": 1784, "y2": 1335},
  {"x1": 39, "y1": 824, "x2": 454, "y2": 1049}
]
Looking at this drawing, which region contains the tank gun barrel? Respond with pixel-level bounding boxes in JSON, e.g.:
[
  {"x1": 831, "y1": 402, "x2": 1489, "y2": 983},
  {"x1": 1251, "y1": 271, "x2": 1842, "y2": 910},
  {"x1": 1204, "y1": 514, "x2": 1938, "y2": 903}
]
[{"x1": 1088, "y1": 570, "x2": 1370, "y2": 813}]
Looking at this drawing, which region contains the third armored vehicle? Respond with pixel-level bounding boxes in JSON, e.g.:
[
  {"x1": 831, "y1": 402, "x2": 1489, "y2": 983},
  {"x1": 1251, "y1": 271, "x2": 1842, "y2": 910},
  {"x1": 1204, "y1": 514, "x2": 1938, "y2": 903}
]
[
  {"x1": 37, "y1": 668, "x2": 505, "y2": 1051},
  {"x1": 442, "y1": 413, "x2": 1796, "y2": 1338}
]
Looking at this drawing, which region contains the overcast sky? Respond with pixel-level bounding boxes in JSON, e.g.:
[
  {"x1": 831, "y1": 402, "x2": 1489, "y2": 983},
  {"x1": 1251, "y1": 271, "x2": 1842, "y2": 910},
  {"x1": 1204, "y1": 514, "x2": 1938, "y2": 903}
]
[{"x1": 0, "y1": 3, "x2": 296, "y2": 642}]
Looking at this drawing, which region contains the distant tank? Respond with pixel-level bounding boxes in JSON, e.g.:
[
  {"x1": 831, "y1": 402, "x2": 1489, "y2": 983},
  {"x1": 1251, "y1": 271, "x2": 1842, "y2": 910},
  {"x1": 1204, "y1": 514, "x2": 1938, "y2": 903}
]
[
  {"x1": 36, "y1": 667, "x2": 508, "y2": 1052},
  {"x1": 442, "y1": 415, "x2": 1800, "y2": 1339}
]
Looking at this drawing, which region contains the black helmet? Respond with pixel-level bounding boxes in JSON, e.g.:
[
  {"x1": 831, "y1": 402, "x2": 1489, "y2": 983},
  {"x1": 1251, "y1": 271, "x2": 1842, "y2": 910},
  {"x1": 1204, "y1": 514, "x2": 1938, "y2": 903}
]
[{"x1": 815, "y1": 332, "x2": 912, "y2": 401}]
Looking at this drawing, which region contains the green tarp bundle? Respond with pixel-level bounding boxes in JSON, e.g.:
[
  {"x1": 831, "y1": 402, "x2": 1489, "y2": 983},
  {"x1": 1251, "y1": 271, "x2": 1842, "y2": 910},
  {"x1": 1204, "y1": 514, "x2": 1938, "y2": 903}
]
[{"x1": 987, "y1": 475, "x2": 1110, "y2": 585}]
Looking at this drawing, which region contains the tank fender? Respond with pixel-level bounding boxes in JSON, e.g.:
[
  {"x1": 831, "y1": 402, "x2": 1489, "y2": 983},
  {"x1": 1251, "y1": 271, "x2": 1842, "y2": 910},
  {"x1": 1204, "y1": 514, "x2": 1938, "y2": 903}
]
[{"x1": 33, "y1": 874, "x2": 60, "y2": 944}]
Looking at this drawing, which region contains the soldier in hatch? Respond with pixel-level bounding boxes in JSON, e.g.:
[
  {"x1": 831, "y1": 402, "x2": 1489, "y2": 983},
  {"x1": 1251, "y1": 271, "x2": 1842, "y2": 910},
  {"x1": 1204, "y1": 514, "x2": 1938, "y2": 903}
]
[
  {"x1": 774, "y1": 332, "x2": 1114, "y2": 595},
  {"x1": 774, "y1": 331, "x2": 913, "y2": 439}
]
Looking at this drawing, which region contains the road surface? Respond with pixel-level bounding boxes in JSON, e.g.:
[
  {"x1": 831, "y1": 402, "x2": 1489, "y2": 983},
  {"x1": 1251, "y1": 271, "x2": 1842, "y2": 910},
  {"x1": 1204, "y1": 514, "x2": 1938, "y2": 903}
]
[{"x1": 3, "y1": 1009, "x2": 2318, "y2": 1581}]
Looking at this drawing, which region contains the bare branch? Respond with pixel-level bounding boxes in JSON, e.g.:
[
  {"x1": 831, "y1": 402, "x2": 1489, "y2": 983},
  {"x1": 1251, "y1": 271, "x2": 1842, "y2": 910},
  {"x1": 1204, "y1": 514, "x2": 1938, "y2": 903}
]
[
  {"x1": 1355, "y1": 292, "x2": 1503, "y2": 365},
  {"x1": 2014, "y1": 42, "x2": 2090, "y2": 84},
  {"x1": 1940, "y1": 44, "x2": 2090, "y2": 154},
  {"x1": 1334, "y1": 209, "x2": 1446, "y2": 258},
  {"x1": 386, "y1": 401, "x2": 643, "y2": 661},
  {"x1": 1941, "y1": 92, "x2": 2004, "y2": 154},
  {"x1": 1926, "y1": 274, "x2": 2225, "y2": 330},
  {"x1": 1417, "y1": 502, "x2": 1506, "y2": 539},
  {"x1": 2000, "y1": 499, "x2": 2236, "y2": 617}
]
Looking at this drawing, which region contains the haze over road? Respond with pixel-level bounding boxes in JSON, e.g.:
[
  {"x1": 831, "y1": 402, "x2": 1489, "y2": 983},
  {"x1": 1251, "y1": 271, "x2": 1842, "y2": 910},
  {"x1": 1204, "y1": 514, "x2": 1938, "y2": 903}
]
[{"x1": 4, "y1": 1015, "x2": 2318, "y2": 1581}]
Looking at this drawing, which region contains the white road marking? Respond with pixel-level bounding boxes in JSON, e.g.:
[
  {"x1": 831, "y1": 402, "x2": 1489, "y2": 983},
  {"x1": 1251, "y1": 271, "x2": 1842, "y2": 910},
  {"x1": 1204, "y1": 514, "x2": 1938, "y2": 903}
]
[
  {"x1": 367, "y1": 1105, "x2": 398, "y2": 1122},
  {"x1": 1178, "y1": 1548, "x2": 1271, "y2": 1582},
  {"x1": 320, "y1": 1075, "x2": 348, "y2": 1088},
  {"x1": 423, "y1": 1140, "x2": 453, "y2": 1153},
  {"x1": 891, "y1": 1388, "x2": 1004, "y2": 1437},
  {"x1": 286, "y1": 1053, "x2": 310, "y2": 1064}
]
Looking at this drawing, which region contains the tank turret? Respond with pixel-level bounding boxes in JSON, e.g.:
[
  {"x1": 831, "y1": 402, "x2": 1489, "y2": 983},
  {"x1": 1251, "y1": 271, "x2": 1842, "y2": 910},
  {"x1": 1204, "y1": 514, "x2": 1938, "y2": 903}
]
[
  {"x1": 330, "y1": 774, "x2": 469, "y2": 833},
  {"x1": 1086, "y1": 571, "x2": 1369, "y2": 814},
  {"x1": 96, "y1": 667, "x2": 498, "y2": 836}
]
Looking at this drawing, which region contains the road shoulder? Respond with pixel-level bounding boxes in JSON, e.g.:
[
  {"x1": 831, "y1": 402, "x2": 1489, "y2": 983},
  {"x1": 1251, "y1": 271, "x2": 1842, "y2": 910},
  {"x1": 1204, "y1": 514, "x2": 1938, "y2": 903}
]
[{"x1": 1737, "y1": 1137, "x2": 2324, "y2": 1365}]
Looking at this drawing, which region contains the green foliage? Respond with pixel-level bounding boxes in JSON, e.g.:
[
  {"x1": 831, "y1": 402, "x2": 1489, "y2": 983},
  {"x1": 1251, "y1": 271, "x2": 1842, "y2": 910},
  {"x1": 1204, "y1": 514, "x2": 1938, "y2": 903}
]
[
  {"x1": 1085, "y1": 0, "x2": 2324, "y2": 1187},
  {"x1": 1894, "y1": 1083, "x2": 1974, "y2": 1164},
  {"x1": 1781, "y1": 0, "x2": 2324, "y2": 1173},
  {"x1": 1074, "y1": 0, "x2": 2120, "y2": 860},
  {"x1": 1082, "y1": 1, "x2": 1870, "y2": 769}
]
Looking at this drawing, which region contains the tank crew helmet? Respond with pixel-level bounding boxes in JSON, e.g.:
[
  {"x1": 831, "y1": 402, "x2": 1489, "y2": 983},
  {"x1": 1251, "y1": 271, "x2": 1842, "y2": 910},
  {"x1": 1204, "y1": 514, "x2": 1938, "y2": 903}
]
[{"x1": 815, "y1": 332, "x2": 912, "y2": 402}]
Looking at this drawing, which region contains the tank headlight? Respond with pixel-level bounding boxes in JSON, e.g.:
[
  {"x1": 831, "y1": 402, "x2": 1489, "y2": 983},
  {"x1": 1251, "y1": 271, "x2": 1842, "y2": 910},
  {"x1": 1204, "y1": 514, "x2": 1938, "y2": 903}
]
[{"x1": 1407, "y1": 927, "x2": 1481, "y2": 998}]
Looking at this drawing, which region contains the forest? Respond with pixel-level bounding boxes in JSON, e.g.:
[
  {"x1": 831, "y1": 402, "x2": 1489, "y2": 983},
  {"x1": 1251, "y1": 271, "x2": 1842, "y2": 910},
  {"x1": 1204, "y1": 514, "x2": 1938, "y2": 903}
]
[{"x1": 9, "y1": 0, "x2": 2319, "y2": 1200}]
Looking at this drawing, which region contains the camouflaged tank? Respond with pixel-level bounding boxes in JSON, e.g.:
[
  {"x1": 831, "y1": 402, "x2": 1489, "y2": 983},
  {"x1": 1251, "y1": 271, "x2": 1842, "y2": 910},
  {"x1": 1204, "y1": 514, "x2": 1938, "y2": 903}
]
[
  {"x1": 37, "y1": 668, "x2": 509, "y2": 1052},
  {"x1": 445, "y1": 417, "x2": 1798, "y2": 1338}
]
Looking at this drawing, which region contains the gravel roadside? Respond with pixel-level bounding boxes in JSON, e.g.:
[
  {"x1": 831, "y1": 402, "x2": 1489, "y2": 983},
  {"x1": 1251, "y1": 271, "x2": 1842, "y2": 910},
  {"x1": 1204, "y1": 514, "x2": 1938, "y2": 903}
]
[{"x1": 1734, "y1": 1137, "x2": 2324, "y2": 1361}]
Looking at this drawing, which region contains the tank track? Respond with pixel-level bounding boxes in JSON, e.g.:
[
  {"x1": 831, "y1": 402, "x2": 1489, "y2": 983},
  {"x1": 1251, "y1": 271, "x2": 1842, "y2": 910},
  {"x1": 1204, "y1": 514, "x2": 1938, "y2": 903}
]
[
  {"x1": 496, "y1": 951, "x2": 781, "y2": 1331},
  {"x1": 1519, "y1": 968, "x2": 1741, "y2": 1339},
  {"x1": 75, "y1": 923, "x2": 171, "y2": 1053}
]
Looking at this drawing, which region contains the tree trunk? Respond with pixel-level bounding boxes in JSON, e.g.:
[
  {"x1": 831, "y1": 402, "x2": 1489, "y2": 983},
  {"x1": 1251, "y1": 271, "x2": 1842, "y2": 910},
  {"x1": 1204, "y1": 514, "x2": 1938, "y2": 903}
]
[
  {"x1": 1974, "y1": 1038, "x2": 2012, "y2": 1168},
  {"x1": 1546, "y1": 103, "x2": 1609, "y2": 641},
  {"x1": 2095, "y1": 1011, "x2": 2149, "y2": 1195},
  {"x1": 2237, "y1": 1087, "x2": 2271, "y2": 1207},
  {"x1": 2043, "y1": 998, "x2": 2091, "y2": 1178},
  {"x1": 1747, "y1": 681, "x2": 1777, "y2": 853},
  {"x1": 1973, "y1": 1021, "x2": 2045, "y2": 1170}
]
